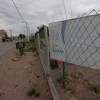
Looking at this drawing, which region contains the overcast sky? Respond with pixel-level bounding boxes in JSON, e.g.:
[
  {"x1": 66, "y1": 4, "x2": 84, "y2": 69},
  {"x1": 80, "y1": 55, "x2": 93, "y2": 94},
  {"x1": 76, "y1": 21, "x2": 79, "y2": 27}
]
[{"x1": 0, "y1": 0, "x2": 100, "y2": 36}]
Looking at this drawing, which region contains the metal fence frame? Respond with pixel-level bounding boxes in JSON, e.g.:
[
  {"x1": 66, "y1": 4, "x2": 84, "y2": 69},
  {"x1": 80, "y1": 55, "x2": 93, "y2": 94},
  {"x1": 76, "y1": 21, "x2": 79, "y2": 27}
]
[{"x1": 34, "y1": 10, "x2": 100, "y2": 100}]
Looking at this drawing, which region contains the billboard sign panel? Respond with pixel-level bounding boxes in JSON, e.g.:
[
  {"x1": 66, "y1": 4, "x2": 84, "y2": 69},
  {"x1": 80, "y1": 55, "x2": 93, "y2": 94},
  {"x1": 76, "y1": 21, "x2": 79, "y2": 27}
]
[{"x1": 49, "y1": 21, "x2": 67, "y2": 61}]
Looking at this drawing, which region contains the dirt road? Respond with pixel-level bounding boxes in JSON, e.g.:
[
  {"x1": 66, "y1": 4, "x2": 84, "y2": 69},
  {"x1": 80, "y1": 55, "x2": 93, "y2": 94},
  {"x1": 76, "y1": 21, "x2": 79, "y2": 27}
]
[
  {"x1": 0, "y1": 49, "x2": 52, "y2": 100},
  {"x1": 0, "y1": 42, "x2": 15, "y2": 55}
]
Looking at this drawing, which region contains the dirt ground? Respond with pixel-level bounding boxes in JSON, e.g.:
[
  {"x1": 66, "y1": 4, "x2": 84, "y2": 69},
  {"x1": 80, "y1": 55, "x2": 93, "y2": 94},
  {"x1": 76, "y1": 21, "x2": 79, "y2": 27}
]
[
  {"x1": 0, "y1": 49, "x2": 52, "y2": 100},
  {"x1": 51, "y1": 63, "x2": 100, "y2": 100}
]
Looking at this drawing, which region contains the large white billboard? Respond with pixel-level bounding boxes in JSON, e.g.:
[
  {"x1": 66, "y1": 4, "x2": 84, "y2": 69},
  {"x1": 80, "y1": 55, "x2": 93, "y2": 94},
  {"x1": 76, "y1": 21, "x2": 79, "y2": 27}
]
[
  {"x1": 49, "y1": 14, "x2": 100, "y2": 70},
  {"x1": 49, "y1": 21, "x2": 66, "y2": 61}
]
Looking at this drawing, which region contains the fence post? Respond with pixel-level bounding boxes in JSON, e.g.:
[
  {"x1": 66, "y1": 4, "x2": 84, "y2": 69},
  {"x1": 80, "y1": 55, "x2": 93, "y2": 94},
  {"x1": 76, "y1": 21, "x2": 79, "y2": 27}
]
[
  {"x1": 62, "y1": 62, "x2": 66, "y2": 88},
  {"x1": 37, "y1": 33, "x2": 40, "y2": 53},
  {"x1": 44, "y1": 26, "x2": 50, "y2": 75}
]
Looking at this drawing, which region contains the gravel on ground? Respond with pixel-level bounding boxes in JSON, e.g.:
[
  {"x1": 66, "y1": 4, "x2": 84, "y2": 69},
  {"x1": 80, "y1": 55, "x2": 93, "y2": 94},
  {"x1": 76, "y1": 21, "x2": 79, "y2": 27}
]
[{"x1": 0, "y1": 49, "x2": 52, "y2": 100}]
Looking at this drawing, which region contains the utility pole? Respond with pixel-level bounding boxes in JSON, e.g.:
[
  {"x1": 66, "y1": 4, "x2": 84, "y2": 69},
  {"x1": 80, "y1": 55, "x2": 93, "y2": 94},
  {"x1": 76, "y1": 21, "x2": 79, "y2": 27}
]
[
  {"x1": 25, "y1": 22, "x2": 29, "y2": 41},
  {"x1": 10, "y1": 29, "x2": 13, "y2": 41},
  {"x1": 27, "y1": 27, "x2": 30, "y2": 41},
  {"x1": 24, "y1": 29, "x2": 25, "y2": 34}
]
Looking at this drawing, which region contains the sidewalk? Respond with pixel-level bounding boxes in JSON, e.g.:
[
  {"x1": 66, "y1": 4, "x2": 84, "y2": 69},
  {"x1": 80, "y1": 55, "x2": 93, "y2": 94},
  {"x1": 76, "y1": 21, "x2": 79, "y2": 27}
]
[{"x1": 0, "y1": 49, "x2": 52, "y2": 100}]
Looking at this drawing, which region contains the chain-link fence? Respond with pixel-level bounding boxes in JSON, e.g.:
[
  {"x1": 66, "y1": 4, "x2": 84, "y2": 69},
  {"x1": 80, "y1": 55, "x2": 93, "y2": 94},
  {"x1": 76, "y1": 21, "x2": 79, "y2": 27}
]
[
  {"x1": 34, "y1": 26, "x2": 50, "y2": 74},
  {"x1": 34, "y1": 10, "x2": 100, "y2": 100}
]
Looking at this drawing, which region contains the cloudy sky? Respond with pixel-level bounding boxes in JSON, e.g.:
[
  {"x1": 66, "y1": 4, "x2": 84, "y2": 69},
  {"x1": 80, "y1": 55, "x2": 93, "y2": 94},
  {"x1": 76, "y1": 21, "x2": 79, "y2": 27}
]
[{"x1": 0, "y1": 0, "x2": 100, "y2": 36}]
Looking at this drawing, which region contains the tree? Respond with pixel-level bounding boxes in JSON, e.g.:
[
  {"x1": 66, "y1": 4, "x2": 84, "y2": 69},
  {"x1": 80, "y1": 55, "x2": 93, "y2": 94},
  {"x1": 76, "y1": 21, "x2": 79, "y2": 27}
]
[
  {"x1": 19, "y1": 34, "x2": 25, "y2": 39},
  {"x1": 5, "y1": 32, "x2": 8, "y2": 38}
]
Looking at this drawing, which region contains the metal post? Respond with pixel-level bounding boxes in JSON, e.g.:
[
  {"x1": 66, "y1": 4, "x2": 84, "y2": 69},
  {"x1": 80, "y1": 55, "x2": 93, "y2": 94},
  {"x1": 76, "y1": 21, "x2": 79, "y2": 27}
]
[
  {"x1": 62, "y1": 62, "x2": 66, "y2": 88},
  {"x1": 27, "y1": 27, "x2": 30, "y2": 41},
  {"x1": 24, "y1": 29, "x2": 25, "y2": 34},
  {"x1": 10, "y1": 29, "x2": 13, "y2": 41},
  {"x1": 37, "y1": 33, "x2": 40, "y2": 52},
  {"x1": 45, "y1": 26, "x2": 50, "y2": 75},
  {"x1": 25, "y1": 22, "x2": 29, "y2": 41}
]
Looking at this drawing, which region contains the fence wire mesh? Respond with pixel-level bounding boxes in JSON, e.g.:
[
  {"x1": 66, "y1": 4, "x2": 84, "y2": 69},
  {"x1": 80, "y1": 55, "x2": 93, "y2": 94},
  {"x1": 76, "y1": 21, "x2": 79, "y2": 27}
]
[{"x1": 34, "y1": 10, "x2": 100, "y2": 100}]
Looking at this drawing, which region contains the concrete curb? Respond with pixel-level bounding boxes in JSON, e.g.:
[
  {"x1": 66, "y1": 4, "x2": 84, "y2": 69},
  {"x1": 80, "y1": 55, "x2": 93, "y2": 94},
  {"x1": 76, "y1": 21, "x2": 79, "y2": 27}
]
[{"x1": 39, "y1": 54, "x2": 60, "y2": 100}]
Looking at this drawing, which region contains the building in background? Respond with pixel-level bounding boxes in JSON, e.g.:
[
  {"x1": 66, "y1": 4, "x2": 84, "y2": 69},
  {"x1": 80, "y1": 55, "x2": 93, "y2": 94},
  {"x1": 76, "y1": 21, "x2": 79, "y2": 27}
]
[{"x1": 0, "y1": 30, "x2": 8, "y2": 42}]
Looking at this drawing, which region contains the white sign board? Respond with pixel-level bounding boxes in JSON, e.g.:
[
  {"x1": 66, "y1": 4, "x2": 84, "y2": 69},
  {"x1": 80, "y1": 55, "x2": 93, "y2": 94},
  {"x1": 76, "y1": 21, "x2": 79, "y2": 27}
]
[
  {"x1": 49, "y1": 14, "x2": 100, "y2": 70},
  {"x1": 49, "y1": 21, "x2": 67, "y2": 61}
]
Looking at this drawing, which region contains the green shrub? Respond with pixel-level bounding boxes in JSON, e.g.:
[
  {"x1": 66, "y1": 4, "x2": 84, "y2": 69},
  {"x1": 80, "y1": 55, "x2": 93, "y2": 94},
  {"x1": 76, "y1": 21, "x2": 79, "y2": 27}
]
[
  {"x1": 27, "y1": 88, "x2": 36, "y2": 96},
  {"x1": 56, "y1": 77, "x2": 63, "y2": 84},
  {"x1": 89, "y1": 84, "x2": 100, "y2": 94},
  {"x1": 35, "y1": 93, "x2": 40, "y2": 97},
  {"x1": 27, "y1": 87, "x2": 40, "y2": 97},
  {"x1": 24, "y1": 40, "x2": 36, "y2": 52}
]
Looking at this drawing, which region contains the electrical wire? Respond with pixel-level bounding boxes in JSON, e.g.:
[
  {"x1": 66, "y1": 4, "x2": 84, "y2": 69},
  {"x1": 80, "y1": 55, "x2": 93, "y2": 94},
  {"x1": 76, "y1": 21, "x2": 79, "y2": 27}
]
[
  {"x1": 62, "y1": 0, "x2": 67, "y2": 19},
  {"x1": 59, "y1": 8, "x2": 64, "y2": 20},
  {"x1": 11, "y1": 0, "x2": 25, "y2": 23},
  {"x1": 53, "y1": 12, "x2": 56, "y2": 22}
]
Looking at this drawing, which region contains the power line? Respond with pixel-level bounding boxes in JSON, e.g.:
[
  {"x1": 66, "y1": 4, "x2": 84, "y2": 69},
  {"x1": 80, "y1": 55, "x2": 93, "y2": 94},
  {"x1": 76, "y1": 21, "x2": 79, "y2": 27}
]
[
  {"x1": 11, "y1": 0, "x2": 25, "y2": 23},
  {"x1": 59, "y1": 8, "x2": 64, "y2": 20},
  {"x1": 53, "y1": 11, "x2": 56, "y2": 22},
  {"x1": 62, "y1": 0, "x2": 67, "y2": 19},
  {"x1": 11, "y1": 0, "x2": 30, "y2": 41}
]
